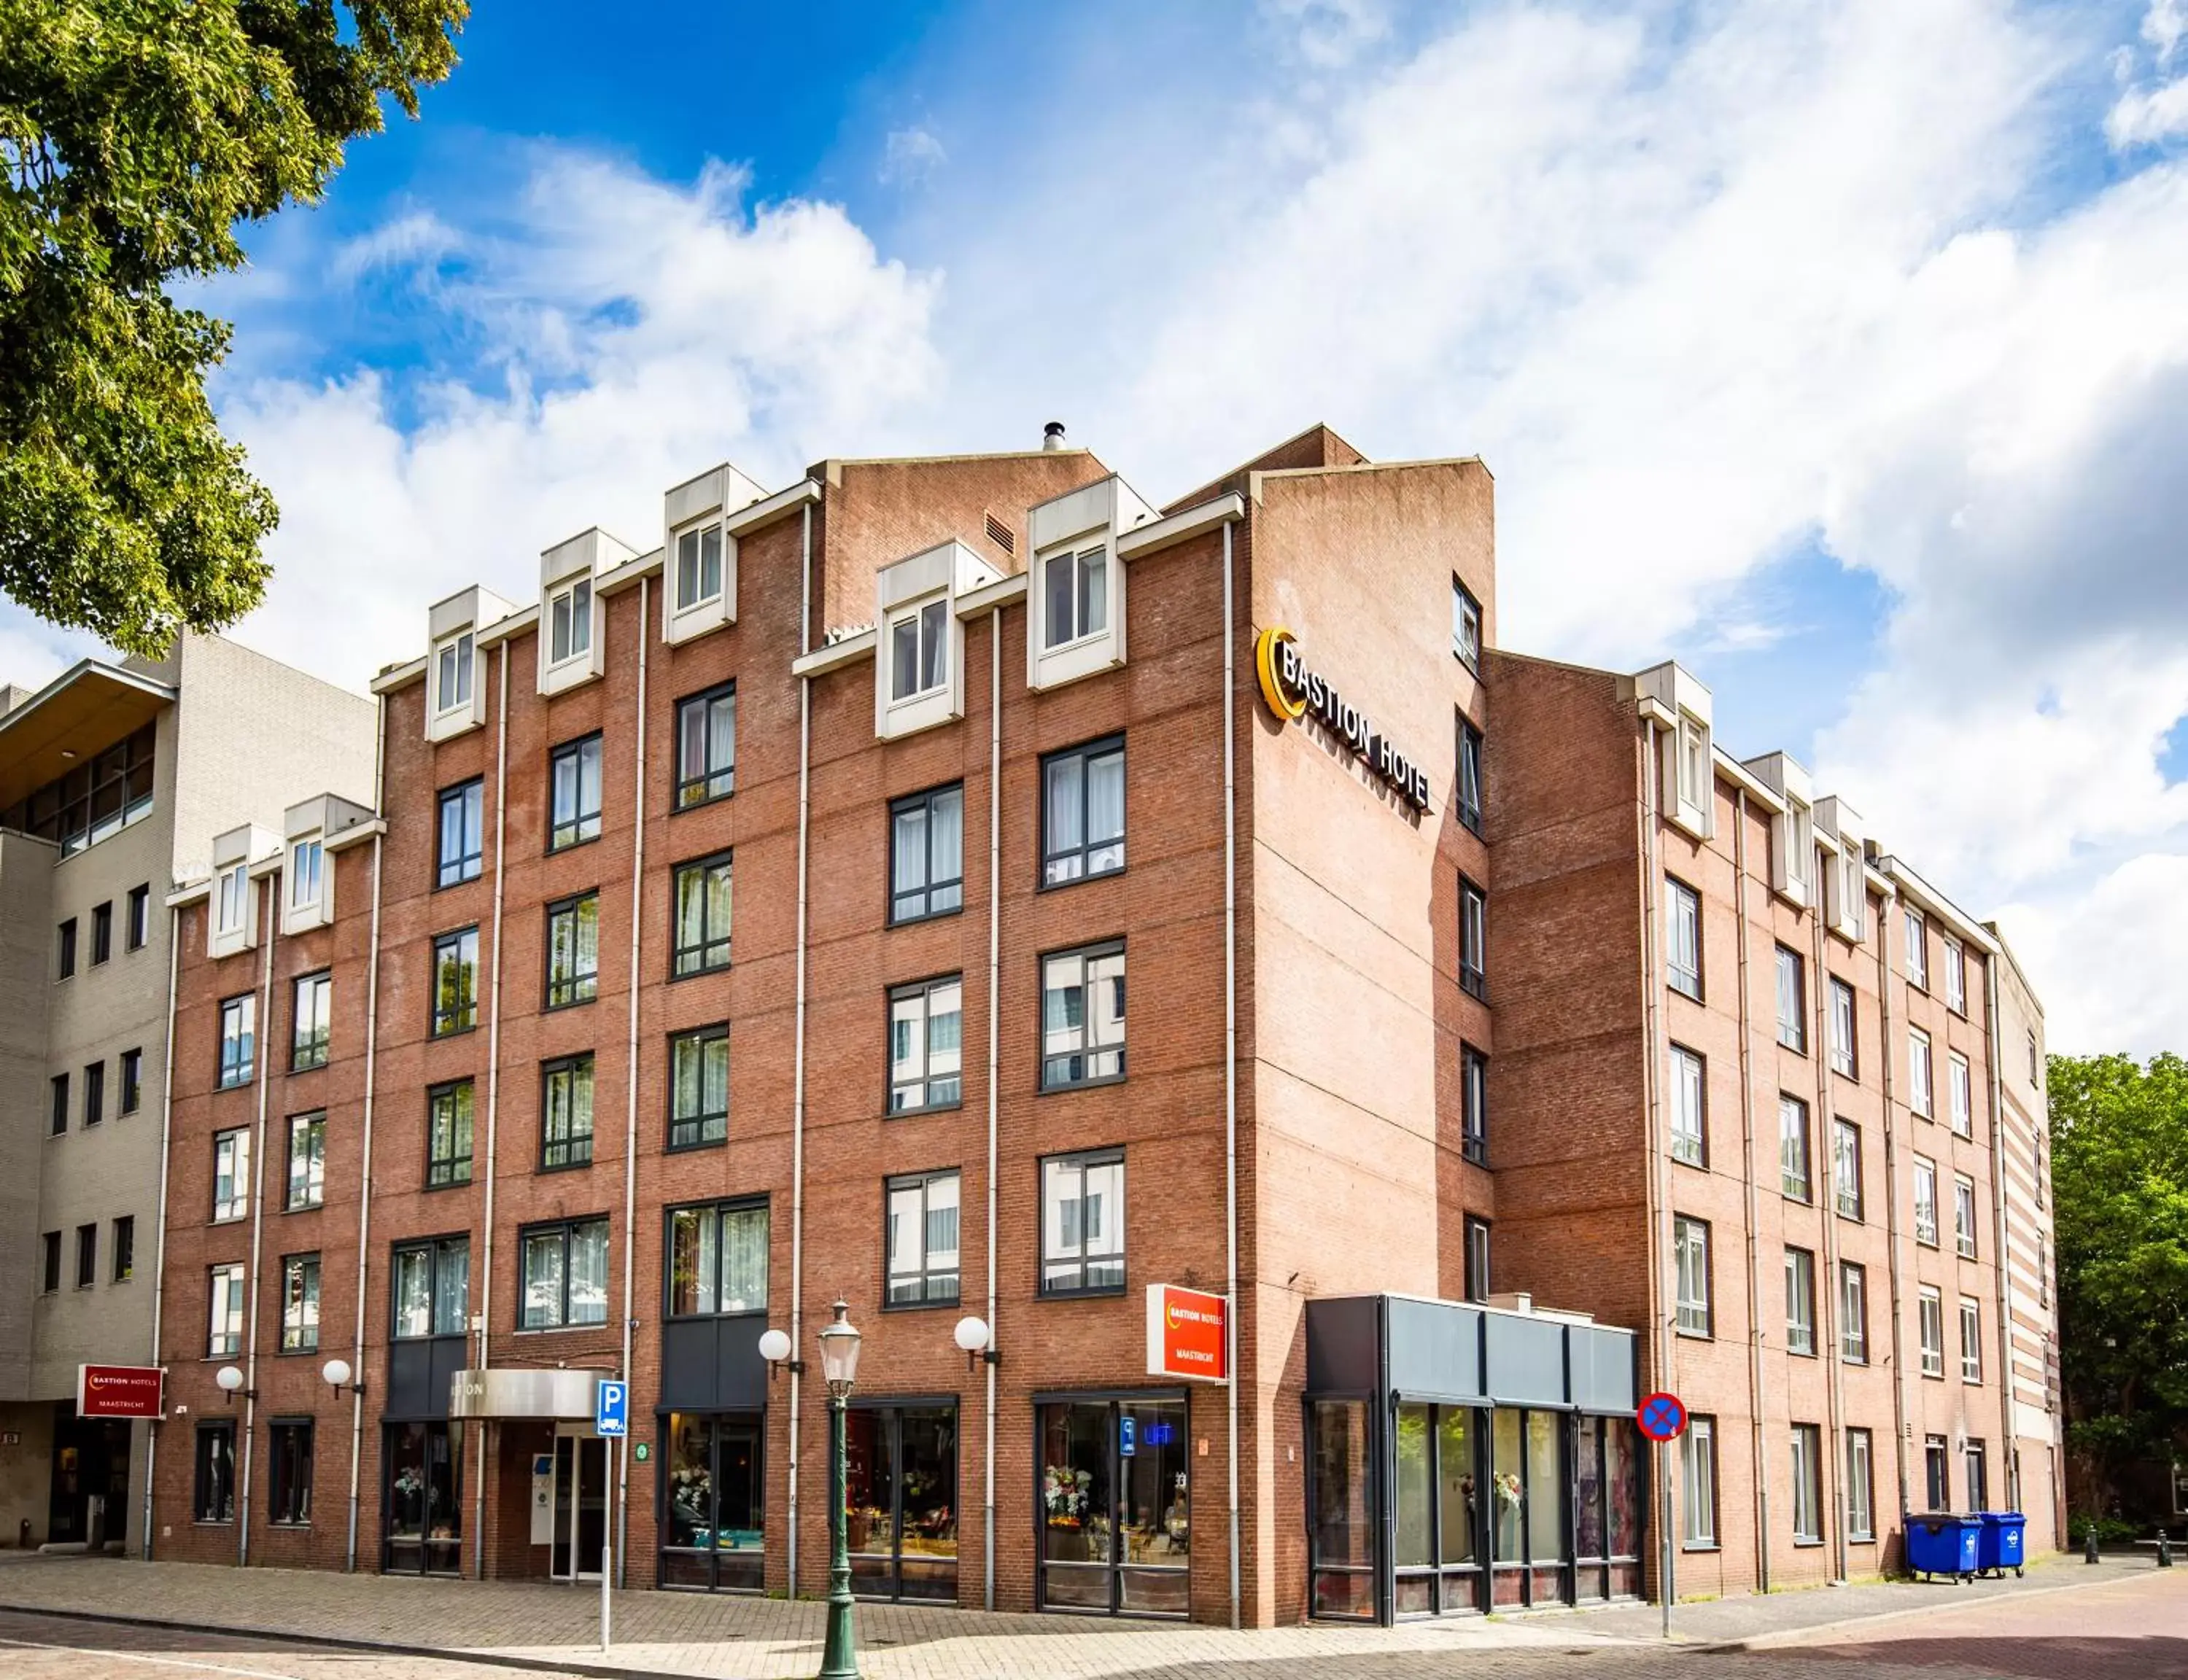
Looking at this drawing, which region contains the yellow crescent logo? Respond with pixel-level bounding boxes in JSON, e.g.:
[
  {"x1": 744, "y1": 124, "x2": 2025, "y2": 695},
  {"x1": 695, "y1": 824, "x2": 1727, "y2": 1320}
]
[
  {"x1": 1256, "y1": 626, "x2": 1306, "y2": 721},
  {"x1": 1166, "y1": 1302, "x2": 1187, "y2": 1331}
]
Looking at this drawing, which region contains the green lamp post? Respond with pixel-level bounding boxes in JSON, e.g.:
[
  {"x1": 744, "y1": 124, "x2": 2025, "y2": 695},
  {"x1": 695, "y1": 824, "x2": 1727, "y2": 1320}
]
[{"x1": 817, "y1": 1297, "x2": 863, "y2": 1679}]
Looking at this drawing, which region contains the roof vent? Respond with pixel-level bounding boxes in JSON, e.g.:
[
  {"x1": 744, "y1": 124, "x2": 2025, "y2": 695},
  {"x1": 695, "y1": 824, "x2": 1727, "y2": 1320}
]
[
  {"x1": 1042, "y1": 421, "x2": 1068, "y2": 451},
  {"x1": 983, "y1": 512, "x2": 1016, "y2": 555}
]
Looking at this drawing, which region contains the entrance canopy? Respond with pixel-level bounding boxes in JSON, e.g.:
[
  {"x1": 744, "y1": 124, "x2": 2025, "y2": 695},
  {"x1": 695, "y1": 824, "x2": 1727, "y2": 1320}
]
[
  {"x1": 1306, "y1": 1294, "x2": 1636, "y2": 1412},
  {"x1": 448, "y1": 1369, "x2": 605, "y2": 1420}
]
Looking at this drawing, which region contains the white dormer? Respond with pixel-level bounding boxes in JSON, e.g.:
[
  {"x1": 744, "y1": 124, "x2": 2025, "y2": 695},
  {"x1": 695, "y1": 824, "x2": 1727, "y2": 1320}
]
[
  {"x1": 209, "y1": 823, "x2": 279, "y2": 958},
  {"x1": 874, "y1": 540, "x2": 1002, "y2": 740},
  {"x1": 537, "y1": 528, "x2": 635, "y2": 696},
  {"x1": 1025, "y1": 475, "x2": 1157, "y2": 691},
  {"x1": 427, "y1": 586, "x2": 515, "y2": 743},
  {"x1": 1634, "y1": 662, "x2": 1715, "y2": 840},
  {"x1": 662, "y1": 462, "x2": 766, "y2": 646},
  {"x1": 280, "y1": 794, "x2": 374, "y2": 935},
  {"x1": 1816, "y1": 796, "x2": 1867, "y2": 943},
  {"x1": 1743, "y1": 751, "x2": 1815, "y2": 909}
]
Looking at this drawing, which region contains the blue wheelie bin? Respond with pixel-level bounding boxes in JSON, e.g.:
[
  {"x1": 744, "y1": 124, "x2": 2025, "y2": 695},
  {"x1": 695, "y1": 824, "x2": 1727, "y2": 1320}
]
[
  {"x1": 1977, "y1": 1511, "x2": 2027, "y2": 1578},
  {"x1": 1906, "y1": 1512, "x2": 1982, "y2": 1582}
]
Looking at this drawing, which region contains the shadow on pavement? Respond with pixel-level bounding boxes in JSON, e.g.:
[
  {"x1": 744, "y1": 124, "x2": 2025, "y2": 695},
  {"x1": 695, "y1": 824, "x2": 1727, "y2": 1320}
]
[{"x1": 1800, "y1": 1633, "x2": 2188, "y2": 1679}]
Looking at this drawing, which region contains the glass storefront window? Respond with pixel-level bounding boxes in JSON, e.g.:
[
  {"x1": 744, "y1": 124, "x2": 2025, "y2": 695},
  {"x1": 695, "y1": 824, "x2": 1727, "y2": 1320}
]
[
  {"x1": 659, "y1": 1412, "x2": 763, "y2": 1592},
  {"x1": 384, "y1": 1421, "x2": 463, "y2": 1575},
  {"x1": 1309, "y1": 1400, "x2": 1373, "y2": 1619},
  {"x1": 1394, "y1": 1404, "x2": 1432, "y2": 1568},
  {"x1": 841, "y1": 1405, "x2": 958, "y2": 1602},
  {"x1": 1038, "y1": 1398, "x2": 1187, "y2": 1617}
]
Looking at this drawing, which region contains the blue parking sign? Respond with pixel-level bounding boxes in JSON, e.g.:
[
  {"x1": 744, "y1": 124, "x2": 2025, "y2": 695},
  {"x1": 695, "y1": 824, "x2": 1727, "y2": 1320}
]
[
  {"x1": 1120, "y1": 1414, "x2": 1137, "y2": 1458},
  {"x1": 596, "y1": 1379, "x2": 628, "y2": 1437}
]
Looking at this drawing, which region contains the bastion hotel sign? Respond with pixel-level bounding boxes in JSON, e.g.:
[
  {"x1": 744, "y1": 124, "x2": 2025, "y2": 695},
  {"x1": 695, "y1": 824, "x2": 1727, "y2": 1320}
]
[{"x1": 1255, "y1": 626, "x2": 1434, "y2": 812}]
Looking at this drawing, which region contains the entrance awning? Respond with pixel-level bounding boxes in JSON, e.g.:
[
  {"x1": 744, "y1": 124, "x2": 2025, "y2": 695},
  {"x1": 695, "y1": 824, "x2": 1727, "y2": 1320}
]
[{"x1": 448, "y1": 1368, "x2": 605, "y2": 1420}]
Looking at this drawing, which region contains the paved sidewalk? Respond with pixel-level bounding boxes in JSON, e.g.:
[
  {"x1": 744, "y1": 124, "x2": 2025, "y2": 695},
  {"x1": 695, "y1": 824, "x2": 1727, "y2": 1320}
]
[{"x1": 0, "y1": 1550, "x2": 2156, "y2": 1679}]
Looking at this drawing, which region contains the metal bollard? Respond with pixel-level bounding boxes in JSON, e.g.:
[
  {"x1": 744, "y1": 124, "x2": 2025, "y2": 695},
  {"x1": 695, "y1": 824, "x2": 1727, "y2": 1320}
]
[
  {"x1": 2160, "y1": 1529, "x2": 2173, "y2": 1568},
  {"x1": 2085, "y1": 1526, "x2": 2100, "y2": 1564}
]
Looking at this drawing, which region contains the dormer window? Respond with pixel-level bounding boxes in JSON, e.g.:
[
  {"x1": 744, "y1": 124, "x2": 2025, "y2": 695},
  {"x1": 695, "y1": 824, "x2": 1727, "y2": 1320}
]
[
  {"x1": 1782, "y1": 798, "x2": 1814, "y2": 901},
  {"x1": 548, "y1": 577, "x2": 592, "y2": 665},
  {"x1": 216, "y1": 865, "x2": 248, "y2": 936},
  {"x1": 435, "y1": 633, "x2": 474, "y2": 716},
  {"x1": 1677, "y1": 715, "x2": 1708, "y2": 809},
  {"x1": 1042, "y1": 543, "x2": 1107, "y2": 650},
  {"x1": 890, "y1": 599, "x2": 948, "y2": 702},
  {"x1": 290, "y1": 839, "x2": 323, "y2": 910},
  {"x1": 1839, "y1": 851, "x2": 1866, "y2": 940},
  {"x1": 675, "y1": 524, "x2": 724, "y2": 612},
  {"x1": 1453, "y1": 578, "x2": 1482, "y2": 672}
]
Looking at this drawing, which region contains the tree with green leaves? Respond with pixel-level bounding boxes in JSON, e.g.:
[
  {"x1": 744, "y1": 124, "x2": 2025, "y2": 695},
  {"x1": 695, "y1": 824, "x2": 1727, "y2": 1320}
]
[
  {"x1": 0, "y1": 1, "x2": 466, "y2": 657},
  {"x1": 2050, "y1": 1051, "x2": 2188, "y2": 1513}
]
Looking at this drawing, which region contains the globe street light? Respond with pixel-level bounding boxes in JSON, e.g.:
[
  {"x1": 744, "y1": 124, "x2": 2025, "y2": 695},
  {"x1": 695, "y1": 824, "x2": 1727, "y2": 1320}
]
[{"x1": 816, "y1": 1299, "x2": 862, "y2": 1680}]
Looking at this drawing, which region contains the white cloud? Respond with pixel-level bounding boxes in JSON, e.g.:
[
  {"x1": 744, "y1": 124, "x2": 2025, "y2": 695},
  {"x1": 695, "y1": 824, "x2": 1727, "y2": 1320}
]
[
  {"x1": 880, "y1": 126, "x2": 947, "y2": 187},
  {"x1": 2108, "y1": 0, "x2": 2188, "y2": 144}
]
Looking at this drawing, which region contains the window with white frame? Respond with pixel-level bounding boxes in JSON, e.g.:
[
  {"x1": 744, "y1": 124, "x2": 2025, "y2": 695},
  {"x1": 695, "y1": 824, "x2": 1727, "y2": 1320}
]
[
  {"x1": 1779, "y1": 1094, "x2": 1811, "y2": 1202},
  {"x1": 1918, "y1": 1286, "x2": 1944, "y2": 1376},
  {"x1": 1669, "y1": 1043, "x2": 1706, "y2": 1167},
  {"x1": 1959, "y1": 1297, "x2": 1982, "y2": 1382},
  {"x1": 1909, "y1": 1027, "x2": 1933, "y2": 1118},
  {"x1": 1675, "y1": 1216, "x2": 1711, "y2": 1335},
  {"x1": 1833, "y1": 1118, "x2": 1862, "y2": 1218},
  {"x1": 1955, "y1": 1174, "x2": 1978, "y2": 1259},
  {"x1": 434, "y1": 631, "x2": 474, "y2": 716},
  {"x1": 215, "y1": 864, "x2": 248, "y2": 936},
  {"x1": 1681, "y1": 1416, "x2": 1717, "y2": 1547},
  {"x1": 212, "y1": 1127, "x2": 250, "y2": 1222},
  {"x1": 1846, "y1": 1429, "x2": 1874, "y2": 1540},
  {"x1": 885, "y1": 1169, "x2": 961, "y2": 1307},
  {"x1": 1949, "y1": 1051, "x2": 1972, "y2": 1136},
  {"x1": 890, "y1": 976, "x2": 963, "y2": 1113},
  {"x1": 675, "y1": 522, "x2": 724, "y2": 611},
  {"x1": 1042, "y1": 541, "x2": 1108, "y2": 650},
  {"x1": 889, "y1": 596, "x2": 950, "y2": 701},
  {"x1": 290, "y1": 839, "x2": 322, "y2": 909},
  {"x1": 1775, "y1": 944, "x2": 1807, "y2": 1053},
  {"x1": 1452, "y1": 577, "x2": 1481, "y2": 670},
  {"x1": 1790, "y1": 1425, "x2": 1823, "y2": 1543},
  {"x1": 1913, "y1": 1156, "x2": 1939, "y2": 1245},
  {"x1": 1784, "y1": 800, "x2": 1814, "y2": 898},
  {"x1": 1829, "y1": 977, "x2": 1856, "y2": 1077},
  {"x1": 1676, "y1": 715, "x2": 1710, "y2": 813},
  {"x1": 1836, "y1": 848, "x2": 1867, "y2": 940},
  {"x1": 1840, "y1": 1262, "x2": 1869, "y2": 1362},
  {"x1": 1785, "y1": 1248, "x2": 1816, "y2": 1355},
  {"x1": 208, "y1": 1263, "x2": 246, "y2": 1357},
  {"x1": 1666, "y1": 876, "x2": 1702, "y2": 1000},
  {"x1": 1040, "y1": 944, "x2": 1124, "y2": 1089},
  {"x1": 1944, "y1": 935, "x2": 1966, "y2": 1013},
  {"x1": 548, "y1": 575, "x2": 592, "y2": 664},
  {"x1": 1904, "y1": 906, "x2": 1928, "y2": 989}
]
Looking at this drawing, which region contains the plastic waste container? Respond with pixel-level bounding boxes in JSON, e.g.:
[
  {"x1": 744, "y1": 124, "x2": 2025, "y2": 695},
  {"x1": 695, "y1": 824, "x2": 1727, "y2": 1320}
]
[
  {"x1": 1906, "y1": 1512, "x2": 1981, "y2": 1582},
  {"x1": 1976, "y1": 1511, "x2": 2026, "y2": 1578}
]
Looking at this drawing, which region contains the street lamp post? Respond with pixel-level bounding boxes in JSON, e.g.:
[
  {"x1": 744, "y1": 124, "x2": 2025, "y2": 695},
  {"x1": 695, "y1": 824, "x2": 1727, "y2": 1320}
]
[{"x1": 817, "y1": 1299, "x2": 863, "y2": 1680}]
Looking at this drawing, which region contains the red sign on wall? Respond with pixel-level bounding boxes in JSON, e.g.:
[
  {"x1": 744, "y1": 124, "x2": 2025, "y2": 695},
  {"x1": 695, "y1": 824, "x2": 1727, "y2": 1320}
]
[
  {"x1": 77, "y1": 1364, "x2": 163, "y2": 1419},
  {"x1": 1145, "y1": 1284, "x2": 1228, "y2": 1382}
]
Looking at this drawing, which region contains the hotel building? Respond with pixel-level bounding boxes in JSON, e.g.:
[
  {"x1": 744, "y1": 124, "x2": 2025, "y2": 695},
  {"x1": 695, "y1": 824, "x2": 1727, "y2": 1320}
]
[{"x1": 140, "y1": 424, "x2": 2056, "y2": 1622}]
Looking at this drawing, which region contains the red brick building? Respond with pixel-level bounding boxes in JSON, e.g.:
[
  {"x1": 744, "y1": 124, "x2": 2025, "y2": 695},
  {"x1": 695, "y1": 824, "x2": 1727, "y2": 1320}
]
[{"x1": 146, "y1": 424, "x2": 2054, "y2": 1624}]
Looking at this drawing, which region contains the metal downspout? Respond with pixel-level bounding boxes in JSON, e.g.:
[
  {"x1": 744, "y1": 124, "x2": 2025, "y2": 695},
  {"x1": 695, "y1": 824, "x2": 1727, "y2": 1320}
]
[
  {"x1": 985, "y1": 601, "x2": 1001, "y2": 1612},
  {"x1": 1222, "y1": 518, "x2": 1241, "y2": 1630},
  {"x1": 1874, "y1": 881, "x2": 1914, "y2": 1536},
  {"x1": 141, "y1": 901, "x2": 184, "y2": 1559},
  {"x1": 1985, "y1": 953, "x2": 2015, "y2": 1508},
  {"x1": 239, "y1": 874, "x2": 279, "y2": 1566},
  {"x1": 788, "y1": 501, "x2": 814, "y2": 1596},
  {"x1": 1732, "y1": 790, "x2": 1769, "y2": 1591},
  {"x1": 346, "y1": 815, "x2": 386, "y2": 1572},
  {"x1": 475, "y1": 642, "x2": 511, "y2": 1578},
  {"x1": 1638, "y1": 722, "x2": 1672, "y2": 1611},
  {"x1": 616, "y1": 573, "x2": 650, "y2": 1590},
  {"x1": 1812, "y1": 868, "x2": 1849, "y2": 1582}
]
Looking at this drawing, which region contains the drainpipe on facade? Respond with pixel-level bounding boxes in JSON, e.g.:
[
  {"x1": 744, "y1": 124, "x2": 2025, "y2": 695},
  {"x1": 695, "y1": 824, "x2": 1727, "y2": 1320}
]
[
  {"x1": 1731, "y1": 790, "x2": 1770, "y2": 1592},
  {"x1": 1812, "y1": 869, "x2": 1849, "y2": 1583},
  {"x1": 787, "y1": 501, "x2": 814, "y2": 1597},
  {"x1": 1873, "y1": 879, "x2": 1914, "y2": 1536},
  {"x1": 984, "y1": 601, "x2": 1001, "y2": 1613},
  {"x1": 346, "y1": 787, "x2": 387, "y2": 1574},
  {"x1": 615, "y1": 573, "x2": 649, "y2": 1591},
  {"x1": 239, "y1": 874, "x2": 279, "y2": 1566},
  {"x1": 1637, "y1": 720, "x2": 1672, "y2": 1611},
  {"x1": 1221, "y1": 516, "x2": 1241, "y2": 1631},
  {"x1": 142, "y1": 902, "x2": 185, "y2": 1559},
  {"x1": 475, "y1": 642, "x2": 511, "y2": 1579},
  {"x1": 1984, "y1": 953, "x2": 2016, "y2": 1511}
]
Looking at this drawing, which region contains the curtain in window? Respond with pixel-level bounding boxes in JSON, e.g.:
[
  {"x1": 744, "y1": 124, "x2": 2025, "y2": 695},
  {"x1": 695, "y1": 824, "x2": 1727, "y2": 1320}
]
[
  {"x1": 720, "y1": 1206, "x2": 767, "y2": 1312},
  {"x1": 1087, "y1": 751, "x2": 1124, "y2": 851},
  {"x1": 395, "y1": 1249, "x2": 432, "y2": 1338}
]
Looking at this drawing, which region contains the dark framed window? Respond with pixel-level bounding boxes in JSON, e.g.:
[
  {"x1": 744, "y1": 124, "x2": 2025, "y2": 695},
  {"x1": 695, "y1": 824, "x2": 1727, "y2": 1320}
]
[
  {"x1": 1040, "y1": 943, "x2": 1124, "y2": 1090},
  {"x1": 74, "y1": 1224, "x2": 96, "y2": 1288},
  {"x1": 127, "y1": 884, "x2": 150, "y2": 950},
  {"x1": 280, "y1": 1253, "x2": 321, "y2": 1352},
  {"x1": 218, "y1": 993, "x2": 256, "y2": 1087},
  {"x1": 90, "y1": 901, "x2": 112, "y2": 965},
  {"x1": 1463, "y1": 1215, "x2": 1491, "y2": 1302},
  {"x1": 39, "y1": 1232, "x2": 59, "y2": 1292},
  {"x1": 436, "y1": 779, "x2": 484, "y2": 888},
  {"x1": 666, "y1": 1199, "x2": 768, "y2": 1316},
  {"x1": 1924, "y1": 1436, "x2": 1950, "y2": 1509},
  {"x1": 885, "y1": 1170, "x2": 961, "y2": 1307},
  {"x1": 889, "y1": 784, "x2": 964, "y2": 923},
  {"x1": 120, "y1": 1047, "x2": 142, "y2": 1114},
  {"x1": 1460, "y1": 1043, "x2": 1488, "y2": 1164},
  {"x1": 1039, "y1": 1148, "x2": 1125, "y2": 1296},
  {"x1": 193, "y1": 1420, "x2": 236, "y2": 1523},
  {"x1": 1041, "y1": 737, "x2": 1125, "y2": 887},
  {"x1": 1458, "y1": 876, "x2": 1487, "y2": 1000},
  {"x1": 519, "y1": 1216, "x2": 610, "y2": 1329},
  {"x1": 292, "y1": 971, "x2": 332, "y2": 1070},
  {"x1": 286, "y1": 1112, "x2": 325, "y2": 1210},
  {"x1": 890, "y1": 976, "x2": 963, "y2": 1112},
  {"x1": 392, "y1": 1236, "x2": 469, "y2": 1338},
  {"x1": 82, "y1": 1060, "x2": 104, "y2": 1127},
  {"x1": 430, "y1": 927, "x2": 478, "y2": 1036},
  {"x1": 548, "y1": 734, "x2": 604, "y2": 851},
  {"x1": 426, "y1": 1081, "x2": 474, "y2": 1188},
  {"x1": 674, "y1": 683, "x2": 737, "y2": 809},
  {"x1": 540, "y1": 1054, "x2": 595, "y2": 1170},
  {"x1": 0, "y1": 721, "x2": 155, "y2": 857},
  {"x1": 668, "y1": 1024, "x2": 729, "y2": 1149},
  {"x1": 1666, "y1": 877, "x2": 1702, "y2": 1000},
  {"x1": 48, "y1": 1073, "x2": 66, "y2": 1137},
  {"x1": 671, "y1": 852, "x2": 733, "y2": 977},
  {"x1": 269, "y1": 1420, "x2": 314, "y2": 1526},
  {"x1": 1456, "y1": 715, "x2": 1483, "y2": 834},
  {"x1": 1775, "y1": 944, "x2": 1807, "y2": 1052},
  {"x1": 112, "y1": 1216, "x2": 134, "y2": 1282},
  {"x1": 545, "y1": 892, "x2": 600, "y2": 1008},
  {"x1": 1452, "y1": 577, "x2": 1481, "y2": 670},
  {"x1": 56, "y1": 917, "x2": 77, "y2": 979}
]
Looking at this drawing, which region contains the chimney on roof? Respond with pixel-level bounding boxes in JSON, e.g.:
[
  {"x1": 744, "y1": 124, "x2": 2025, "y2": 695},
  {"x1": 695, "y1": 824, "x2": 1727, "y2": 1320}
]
[{"x1": 1042, "y1": 421, "x2": 1068, "y2": 451}]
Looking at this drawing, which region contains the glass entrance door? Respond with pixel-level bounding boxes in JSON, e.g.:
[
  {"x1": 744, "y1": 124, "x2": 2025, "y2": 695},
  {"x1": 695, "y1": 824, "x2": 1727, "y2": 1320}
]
[
  {"x1": 659, "y1": 1412, "x2": 764, "y2": 1591},
  {"x1": 843, "y1": 1404, "x2": 958, "y2": 1601},
  {"x1": 383, "y1": 1421, "x2": 464, "y2": 1575},
  {"x1": 551, "y1": 1431, "x2": 609, "y2": 1581},
  {"x1": 1037, "y1": 1397, "x2": 1188, "y2": 1617}
]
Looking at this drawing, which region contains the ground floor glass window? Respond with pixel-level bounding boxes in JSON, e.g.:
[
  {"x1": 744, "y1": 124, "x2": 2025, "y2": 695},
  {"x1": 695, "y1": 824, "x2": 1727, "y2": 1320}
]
[
  {"x1": 1039, "y1": 1397, "x2": 1188, "y2": 1617},
  {"x1": 383, "y1": 1421, "x2": 463, "y2": 1574},
  {"x1": 659, "y1": 1412, "x2": 763, "y2": 1591},
  {"x1": 843, "y1": 1404, "x2": 958, "y2": 1601},
  {"x1": 1392, "y1": 1402, "x2": 1485, "y2": 1616},
  {"x1": 1309, "y1": 1400, "x2": 1374, "y2": 1619}
]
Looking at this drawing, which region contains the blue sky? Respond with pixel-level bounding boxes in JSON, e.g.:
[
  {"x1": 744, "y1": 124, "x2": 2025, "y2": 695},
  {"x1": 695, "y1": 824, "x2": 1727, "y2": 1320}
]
[{"x1": 7, "y1": 0, "x2": 2188, "y2": 1051}]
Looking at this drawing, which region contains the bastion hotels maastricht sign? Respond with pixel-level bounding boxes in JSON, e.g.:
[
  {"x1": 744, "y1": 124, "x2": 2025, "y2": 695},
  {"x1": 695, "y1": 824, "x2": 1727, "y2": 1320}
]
[{"x1": 1254, "y1": 626, "x2": 1434, "y2": 812}]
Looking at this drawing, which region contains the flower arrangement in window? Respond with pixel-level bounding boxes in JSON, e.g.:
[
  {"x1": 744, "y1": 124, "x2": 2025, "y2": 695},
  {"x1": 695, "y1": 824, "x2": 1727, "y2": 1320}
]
[
  {"x1": 1044, "y1": 1464, "x2": 1093, "y2": 1524},
  {"x1": 1494, "y1": 1470, "x2": 1522, "y2": 1512}
]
